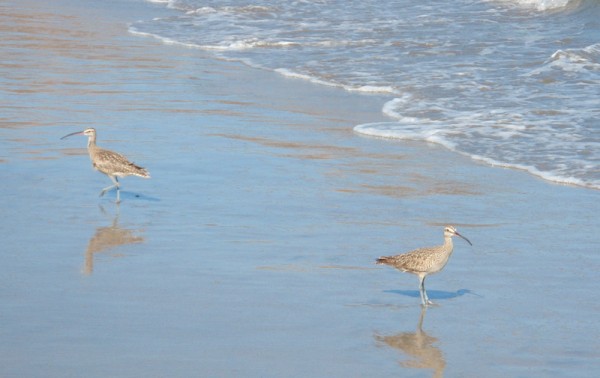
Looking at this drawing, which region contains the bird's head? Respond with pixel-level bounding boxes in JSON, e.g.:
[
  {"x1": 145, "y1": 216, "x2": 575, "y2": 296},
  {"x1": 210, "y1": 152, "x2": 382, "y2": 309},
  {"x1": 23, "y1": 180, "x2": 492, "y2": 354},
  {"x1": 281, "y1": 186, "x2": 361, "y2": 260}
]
[{"x1": 444, "y1": 225, "x2": 472, "y2": 246}]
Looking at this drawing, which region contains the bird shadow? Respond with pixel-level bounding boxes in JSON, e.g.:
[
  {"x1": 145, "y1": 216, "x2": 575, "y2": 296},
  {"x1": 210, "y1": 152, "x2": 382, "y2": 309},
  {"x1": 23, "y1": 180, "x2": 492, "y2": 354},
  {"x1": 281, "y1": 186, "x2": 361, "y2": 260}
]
[
  {"x1": 384, "y1": 288, "x2": 476, "y2": 301},
  {"x1": 102, "y1": 190, "x2": 161, "y2": 203}
]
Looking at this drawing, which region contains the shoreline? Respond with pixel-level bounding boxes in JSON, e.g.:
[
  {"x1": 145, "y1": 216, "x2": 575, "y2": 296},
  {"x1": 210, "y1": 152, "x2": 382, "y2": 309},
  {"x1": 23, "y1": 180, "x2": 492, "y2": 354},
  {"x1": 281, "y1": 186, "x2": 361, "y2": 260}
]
[{"x1": 1, "y1": 0, "x2": 599, "y2": 377}]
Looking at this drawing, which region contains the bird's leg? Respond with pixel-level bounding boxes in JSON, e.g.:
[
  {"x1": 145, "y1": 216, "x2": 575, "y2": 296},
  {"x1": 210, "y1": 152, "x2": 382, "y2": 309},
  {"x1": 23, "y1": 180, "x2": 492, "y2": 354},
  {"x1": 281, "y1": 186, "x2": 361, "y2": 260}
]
[
  {"x1": 114, "y1": 177, "x2": 121, "y2": 204},
  {"x1": 419, "y1": 275, "x2": 434, "y2": 306},
  {"x1": 100, "y1": 176, "x2": 119, "y2": 198},
  {"x1": 419, "y1": 276, "x2": 426, "y2": 306}
]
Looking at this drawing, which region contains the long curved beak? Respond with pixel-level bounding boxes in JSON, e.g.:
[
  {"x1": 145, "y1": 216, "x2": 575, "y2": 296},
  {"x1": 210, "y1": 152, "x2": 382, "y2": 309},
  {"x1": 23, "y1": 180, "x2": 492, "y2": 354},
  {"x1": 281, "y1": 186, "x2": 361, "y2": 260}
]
[
  {"x1": 60, "y1": 130, "x2": 84, "y2": 140},
  {"x1": 455, "y1": 231, "x2": 472, "y2": 246}
]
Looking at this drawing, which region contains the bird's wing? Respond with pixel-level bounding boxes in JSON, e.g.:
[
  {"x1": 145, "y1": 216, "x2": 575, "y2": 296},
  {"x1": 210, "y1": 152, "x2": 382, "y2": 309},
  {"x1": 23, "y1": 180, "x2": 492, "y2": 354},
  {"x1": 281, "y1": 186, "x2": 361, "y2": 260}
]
[
  {"x1": 92, "y1": 149, "x2": 136, "y2": 175},
  {"x1": 383, "y1": 246, "x2": 439, "y2": 273}
]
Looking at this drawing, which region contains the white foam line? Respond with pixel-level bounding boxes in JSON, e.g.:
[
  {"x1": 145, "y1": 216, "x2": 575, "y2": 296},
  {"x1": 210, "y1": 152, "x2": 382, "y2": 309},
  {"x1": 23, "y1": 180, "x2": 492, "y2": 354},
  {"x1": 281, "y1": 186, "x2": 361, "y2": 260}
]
[
  {"x1": 274, "y1": 68, "x2": 343, "y2": 88},
  {"x1": 354, "y1": 122, "x2": 600, "y2": 190},
  {"x1": 275, "y1": 68, "x2": 397, "y2": 95},
  {"x1": 128, "y1": 27, "x2": 204, "y2": 49},
  {"x1": 349, "y1": 85, "x2": 396, "y2": 94},
  {"x1": 144, "y1": 0, "x2": 180, "y2": 10},
  {"x1": 467, "y1": 153, "x2": 598, "y2": 189},
  {"x1": 488, "y1": 0, "x2": 573, "y2": 11}
]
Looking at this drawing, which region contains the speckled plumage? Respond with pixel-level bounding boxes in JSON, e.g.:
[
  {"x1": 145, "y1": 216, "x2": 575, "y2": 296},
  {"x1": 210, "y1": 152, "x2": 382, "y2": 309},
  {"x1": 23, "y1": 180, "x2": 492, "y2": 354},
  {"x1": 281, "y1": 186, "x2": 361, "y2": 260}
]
[
  {"x1": 62, "y1": 128, "x2": 150, "y2": 203},
  {"x1": 88, "y1": 145, "x2": 150, "y2": 179},
  {"x1": 376, "y1": 226, "x2": 472, "y2": 306}
]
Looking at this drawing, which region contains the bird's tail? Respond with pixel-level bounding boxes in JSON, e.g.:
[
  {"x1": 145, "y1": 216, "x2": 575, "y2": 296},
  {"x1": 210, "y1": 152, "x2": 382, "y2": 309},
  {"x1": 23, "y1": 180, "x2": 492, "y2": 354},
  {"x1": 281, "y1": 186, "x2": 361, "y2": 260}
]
[
  {"x1": 132, "y1": 164, "x2": 151, "y2": 178},
  {"x1": 375, "y1": 256, "x2": 391, "y2": 265}
]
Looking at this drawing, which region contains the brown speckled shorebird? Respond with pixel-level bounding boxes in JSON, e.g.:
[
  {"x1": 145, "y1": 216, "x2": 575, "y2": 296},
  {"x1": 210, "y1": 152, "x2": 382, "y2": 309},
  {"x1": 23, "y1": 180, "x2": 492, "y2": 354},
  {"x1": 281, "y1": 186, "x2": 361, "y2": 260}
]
[
  {"x1": 61, "y1": 128, "x2": 150, "y2": 203},
  {"x1": 376, "y1": 226, "x2": 472, "y2": 306}
]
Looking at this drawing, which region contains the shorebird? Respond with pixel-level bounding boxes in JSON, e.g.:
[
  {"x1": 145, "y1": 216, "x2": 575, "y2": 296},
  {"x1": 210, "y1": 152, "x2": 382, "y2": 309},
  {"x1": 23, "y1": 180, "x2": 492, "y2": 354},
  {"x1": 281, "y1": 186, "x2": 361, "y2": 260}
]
[
  {"x1": 376, "y1": 226, "x2": 472, "y2": 306},
  {"x1": 61, "y1": 128, "x2": 150, "y2": 203}
]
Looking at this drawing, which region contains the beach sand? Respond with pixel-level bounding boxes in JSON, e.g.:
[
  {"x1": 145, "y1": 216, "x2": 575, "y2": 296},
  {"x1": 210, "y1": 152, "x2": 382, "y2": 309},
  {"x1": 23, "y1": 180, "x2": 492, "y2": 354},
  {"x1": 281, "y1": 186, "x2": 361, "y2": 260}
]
[{"x1": 1, "y1": 0, "x2": 599, "y2": 376}]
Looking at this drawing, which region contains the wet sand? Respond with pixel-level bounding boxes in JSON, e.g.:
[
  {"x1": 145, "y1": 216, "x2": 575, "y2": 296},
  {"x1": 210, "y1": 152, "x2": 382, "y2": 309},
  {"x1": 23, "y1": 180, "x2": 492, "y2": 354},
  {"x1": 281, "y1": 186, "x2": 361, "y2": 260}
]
[{"x1": 1, "y1": 0, "x2": 599, "y2": 377}]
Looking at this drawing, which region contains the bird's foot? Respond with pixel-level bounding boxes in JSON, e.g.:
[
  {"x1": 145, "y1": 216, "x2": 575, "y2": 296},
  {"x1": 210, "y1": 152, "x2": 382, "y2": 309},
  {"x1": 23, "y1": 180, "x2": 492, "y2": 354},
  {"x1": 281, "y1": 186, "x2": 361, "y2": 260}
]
[
  {"x1": 99, "y1": 187, "x2": 112, "y2": 197},
  {"x1": 99, "y1": 185, "x2": 117, "y2": 198},
  {"x1": 421, "y1": 300, "x2": 437, "y2": 307}
]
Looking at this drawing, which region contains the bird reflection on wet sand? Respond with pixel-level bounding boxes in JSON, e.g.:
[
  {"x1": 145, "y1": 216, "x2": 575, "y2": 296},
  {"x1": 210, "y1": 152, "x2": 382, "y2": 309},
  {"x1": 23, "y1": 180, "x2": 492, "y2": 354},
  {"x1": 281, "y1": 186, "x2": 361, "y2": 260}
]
[
  {"x1": 83, "y1": 206, "x2": 145, "y2": 275},
  {"x1": 375, "y1": 307, "x2": 445, "y2": 378}
]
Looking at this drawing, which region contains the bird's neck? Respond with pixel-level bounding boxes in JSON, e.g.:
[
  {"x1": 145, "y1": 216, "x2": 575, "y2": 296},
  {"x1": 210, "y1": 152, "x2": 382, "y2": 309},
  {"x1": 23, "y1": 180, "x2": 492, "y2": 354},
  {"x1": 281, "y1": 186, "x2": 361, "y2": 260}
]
[
  {"x1": 443, "y1": 236, "x2": 454, "y2": 250},
  {"x1": 87, "y1": 136, "x2": 96, "y2": 149}
]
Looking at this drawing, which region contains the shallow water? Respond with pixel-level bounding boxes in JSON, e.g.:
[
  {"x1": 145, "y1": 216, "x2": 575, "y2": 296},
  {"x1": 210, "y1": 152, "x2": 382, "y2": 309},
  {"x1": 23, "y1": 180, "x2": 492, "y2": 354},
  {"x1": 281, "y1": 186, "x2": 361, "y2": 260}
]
[{"x1": 1, "y1": 0, "x2": 600, "y2": 377}]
